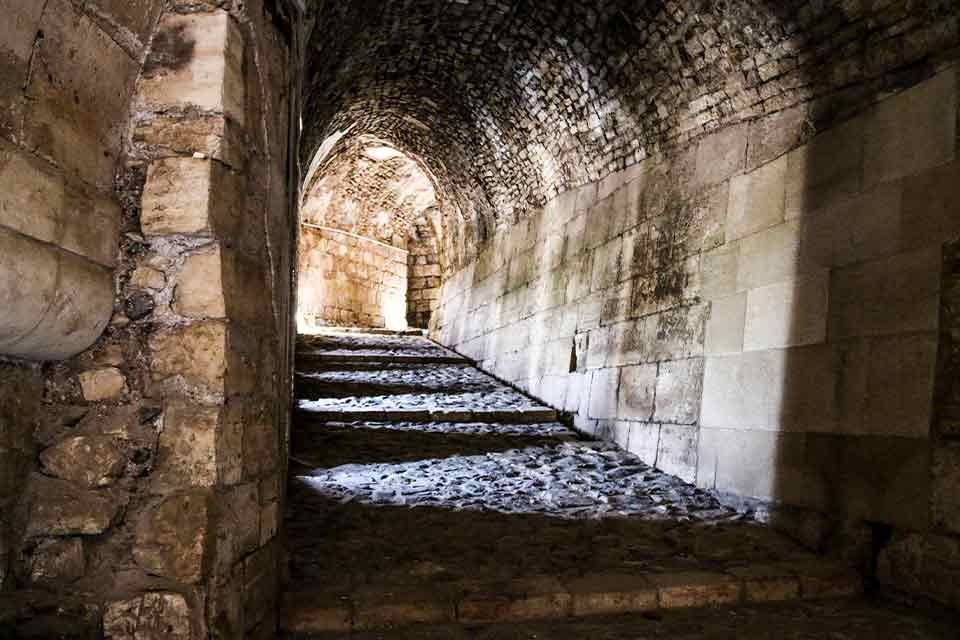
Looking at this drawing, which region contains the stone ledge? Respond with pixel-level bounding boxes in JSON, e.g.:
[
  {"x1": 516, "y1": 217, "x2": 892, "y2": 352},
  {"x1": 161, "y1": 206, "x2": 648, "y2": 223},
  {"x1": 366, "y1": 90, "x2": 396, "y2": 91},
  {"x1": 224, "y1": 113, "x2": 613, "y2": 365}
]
[{"x1": 279, "y1": 561, "x2": 862, "y2": 633}]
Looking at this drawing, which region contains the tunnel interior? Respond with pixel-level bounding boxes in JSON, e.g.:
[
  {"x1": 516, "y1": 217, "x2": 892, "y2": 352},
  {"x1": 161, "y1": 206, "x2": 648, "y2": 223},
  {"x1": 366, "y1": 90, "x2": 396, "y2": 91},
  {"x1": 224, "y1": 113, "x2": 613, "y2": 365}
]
[{"x1": 0, "y1": 0, "x2": 959, "y2": 637}]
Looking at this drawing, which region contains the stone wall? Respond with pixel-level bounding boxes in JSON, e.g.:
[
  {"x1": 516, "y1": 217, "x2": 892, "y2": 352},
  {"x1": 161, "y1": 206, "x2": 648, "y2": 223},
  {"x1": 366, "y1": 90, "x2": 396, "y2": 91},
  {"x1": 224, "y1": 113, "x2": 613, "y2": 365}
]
[
  {"x1": 298, "y1": 225, "x2": 408, "y2": 330},
  {"x1": 432, "y1": 65, "x2": 960, "y2": 608},
  {"x1": 407, "y1": 211, "x2": 442, "y2": 328},
  {"x1": 0, "y1": 1, "x2": 298, "y2": 638}
]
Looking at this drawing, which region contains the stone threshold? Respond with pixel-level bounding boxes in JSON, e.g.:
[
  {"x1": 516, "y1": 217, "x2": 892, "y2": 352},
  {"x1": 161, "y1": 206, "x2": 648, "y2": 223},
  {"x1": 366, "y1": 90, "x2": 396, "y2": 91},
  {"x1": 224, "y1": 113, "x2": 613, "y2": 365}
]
[
  {"x1": 303, "y1": 327, "x2": 428, "y2": 337},
  {"x1": 295, "y1": 407, "x2": 559, "y2": 424},
  {"x1": 279, "y1": 561, "x2": 863, "y2": 634}
]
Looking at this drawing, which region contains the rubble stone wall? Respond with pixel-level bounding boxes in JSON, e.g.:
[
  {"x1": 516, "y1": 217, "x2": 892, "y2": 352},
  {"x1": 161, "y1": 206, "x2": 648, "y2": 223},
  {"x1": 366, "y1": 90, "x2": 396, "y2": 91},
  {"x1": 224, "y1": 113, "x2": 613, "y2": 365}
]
[
  {"x1": 433, "y1": 65, "x2": 960, "y2": 609},
  {"x1": 0, "y1": 1, "x2": 298, "y2": 638},
  {"x1": 298, "y1": 225, "x2": 408, "y2": 330}
]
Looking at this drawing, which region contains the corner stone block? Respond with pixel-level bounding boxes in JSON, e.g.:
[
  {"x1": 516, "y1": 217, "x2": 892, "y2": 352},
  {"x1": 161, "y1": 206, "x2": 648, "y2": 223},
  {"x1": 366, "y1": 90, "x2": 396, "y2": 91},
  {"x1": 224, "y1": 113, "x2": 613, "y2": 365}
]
[
  {"x1": 150, "y1": 321, "x2": 227, "y2": 394},
  {"x1": 134, "y1": 492, "x2": 209, "y2": 583},
  {"x1": 152, "y1": 402, "x2": 220, "y2": 491},
  {"x1": 104, "y1": 592, "x2": 192, "y2": 640},
  {"x1": 137, "y1": 10, "x2": 245, "y2": 125},
  {"x1": 142, "y1": 157, "x2": 236, "y2": 237},
  {"x1": 174, "y1": 246, "x2": 226, "y2": 318}
]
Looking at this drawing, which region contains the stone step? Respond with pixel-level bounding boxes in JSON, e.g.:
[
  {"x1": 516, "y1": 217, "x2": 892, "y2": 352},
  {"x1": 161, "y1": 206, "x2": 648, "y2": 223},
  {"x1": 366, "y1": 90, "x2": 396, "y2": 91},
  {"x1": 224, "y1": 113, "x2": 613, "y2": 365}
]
[
  {"x1": 279, "y1": 562, "x2": 863, "y2": 634},
  {"x1": 295, "y1": 406, "x2": 558, "y2": 424},
  {"x1": 297, "y1": 352, "x2": 470, "y2": 365}
]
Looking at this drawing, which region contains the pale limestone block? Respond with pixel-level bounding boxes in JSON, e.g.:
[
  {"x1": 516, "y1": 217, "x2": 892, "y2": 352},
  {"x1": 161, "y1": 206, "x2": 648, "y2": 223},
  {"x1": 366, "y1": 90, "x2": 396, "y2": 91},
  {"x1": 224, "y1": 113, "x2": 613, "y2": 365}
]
[
  {"x1": 174, "y1": 247, "x2": 225, "y2": 318},
  {"x1": 864, "y1": 70, "x2": 957, "y2": 188},
  {"x1": 141, "y1": 158, "x2": 215, "y2": 236},
  {"x1": 153, "y1": 402, "x2": 219, "y2": 490},
  {"x1": 626, "y1": 422, "x2": 660, "y2": 465},
  {"x1": 701, "y1": 243, "x2": 739, "y2": 301},
  {"x1": 656, "y1": 424, "x2": 698, "y2": 483},
  {"x1": 611, "y1": 420, "x2": 631, "y2": 450},
  {"x1": 23, "y1": 0, "x2": 139, "y2": 186},
  {"x1": 78, "y1": 367, "x2": 127, "y2": 401},
  {"x1": 705, "y1": 293, "x2": 746, "y2": 356},
  {"x1": 588, "y1": 367, "x2": 620, "y2": 419},
  {"x1": 149, "y1": 321, "x2": 227, "y2": 393},
  {"x1": 695, "y1": 123, "x2": 748, "y2": 187},
  {"x1": 726, "y1": 155, "x2": 787, "y2": 241},
  {"x1": 138, "y1": 10, "x2": 245, "y2": 124},
  {"x1": 617, "y1": 364, "x2": 656, "y2": 420},
  {"x1": 735, "y1": 219, "x2": 804, "y2": 292},
  {"x1": 743, "y1": 270, "x2": 828, "y2": 351},
  {"x1": 653, "y1": 358, "x2": 705, "y2": 425},
  {"x1": 701, "y1": 350, "x2": 787, "y2": 430},
  {"x1": 785, "y1": 117, "x2": 863, "y2": 219}
]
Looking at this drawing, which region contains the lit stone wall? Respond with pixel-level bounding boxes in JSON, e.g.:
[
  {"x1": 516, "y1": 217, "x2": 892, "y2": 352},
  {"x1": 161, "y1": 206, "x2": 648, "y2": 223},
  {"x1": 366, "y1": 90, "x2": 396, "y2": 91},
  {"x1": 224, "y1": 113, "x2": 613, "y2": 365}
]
[
  {"x1": 433, "y1": 66, "x2": 960, "y2": 609},
  {"x1": 298, "y1": 226, "x2": 409, "y2": 330},
  {"x1": 407, "y1": 211, "x2": 443, "y2": 328}
]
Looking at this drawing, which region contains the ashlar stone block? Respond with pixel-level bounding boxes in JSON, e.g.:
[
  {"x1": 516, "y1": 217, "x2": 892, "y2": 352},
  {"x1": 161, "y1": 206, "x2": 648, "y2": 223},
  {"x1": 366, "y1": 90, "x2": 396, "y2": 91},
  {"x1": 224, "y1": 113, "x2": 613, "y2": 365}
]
[
  {"x1": 39, "y1": 435, "x2": 125, "y2": 487},
  {"x1": 138, "y1": 10, "x2": 245, "y2": 124}
]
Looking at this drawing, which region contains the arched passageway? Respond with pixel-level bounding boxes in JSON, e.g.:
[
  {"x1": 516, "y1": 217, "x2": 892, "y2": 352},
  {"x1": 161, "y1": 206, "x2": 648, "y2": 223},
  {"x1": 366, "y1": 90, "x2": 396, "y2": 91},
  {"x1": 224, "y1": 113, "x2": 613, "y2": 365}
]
[
  {"x1": 0, "y1": 0, "x2": 959, "y2": 637},
  {"x1": 296, "y1": 136, "x2": 447, "y2": 331}
]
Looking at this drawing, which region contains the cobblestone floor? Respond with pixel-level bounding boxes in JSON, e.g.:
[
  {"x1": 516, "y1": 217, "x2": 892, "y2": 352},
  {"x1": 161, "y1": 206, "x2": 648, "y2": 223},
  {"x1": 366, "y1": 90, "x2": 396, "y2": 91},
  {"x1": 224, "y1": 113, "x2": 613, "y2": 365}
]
[{"x1": 299, "y1": 333, "x2": 458, "y2": 358}]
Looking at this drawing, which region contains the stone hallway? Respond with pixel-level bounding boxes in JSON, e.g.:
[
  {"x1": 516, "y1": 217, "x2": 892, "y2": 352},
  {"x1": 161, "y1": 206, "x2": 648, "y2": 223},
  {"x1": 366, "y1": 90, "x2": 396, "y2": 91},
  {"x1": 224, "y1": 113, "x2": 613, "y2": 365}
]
[{"x1": 278, "y1": 330, "x2": 952, "y2": 638}]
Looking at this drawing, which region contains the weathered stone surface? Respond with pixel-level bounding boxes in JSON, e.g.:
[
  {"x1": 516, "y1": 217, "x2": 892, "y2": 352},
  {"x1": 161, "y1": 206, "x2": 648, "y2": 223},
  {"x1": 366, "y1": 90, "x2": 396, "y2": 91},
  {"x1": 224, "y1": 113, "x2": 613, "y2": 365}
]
[
  {"x1": 104, "y1": 592, "x2": 192, "y2": 640},
  {"x1": 22, "y1": 0, "x2": 138, "y2": 186},
  {"x1": 726, "y1": 155, "x2": 787, "y2": 242},
  {"x1": 653, "y1": 359, "x2": 704, "y2": 425},
  {"x1": 153, "y1": 402, "x2": 219, "y2": 490},
  {"x1": 141, "y1": 158, "x2": 218, "y2": 237},
  {"x1": 40, "y1": 435, "x2": 125, "y2": 487},
  {"x1": 134, "y1": 493, "x2": 209, "y2": 583},
  {"x1": 138, "y1": 10, "x2": 245, "y2": 124},
  {"x1": 78, "y1": 367, "x2": 127, "y2": 402},
  {"x1": 24, "y1": 474, "x2": 120, "y2": 537},
  {"x1": 174, "y1": 247, "x2": 225, "y2": 318},
  {"x1": 30, "y1": 538, "x2": 84, "y2": 585},
  {"x1": 150, "y1": 322, "x2": 227, "y2": 393},
  {"x1": 617, "y1": 364, "x2": 655, "y2": 421}
]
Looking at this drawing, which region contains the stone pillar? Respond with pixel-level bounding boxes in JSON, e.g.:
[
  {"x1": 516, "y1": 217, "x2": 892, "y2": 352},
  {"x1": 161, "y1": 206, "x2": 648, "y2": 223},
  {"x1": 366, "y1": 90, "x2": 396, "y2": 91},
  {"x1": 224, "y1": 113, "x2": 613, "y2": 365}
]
[{"x1": 96, "y1": 6, "x2": 291, "y2": 638}]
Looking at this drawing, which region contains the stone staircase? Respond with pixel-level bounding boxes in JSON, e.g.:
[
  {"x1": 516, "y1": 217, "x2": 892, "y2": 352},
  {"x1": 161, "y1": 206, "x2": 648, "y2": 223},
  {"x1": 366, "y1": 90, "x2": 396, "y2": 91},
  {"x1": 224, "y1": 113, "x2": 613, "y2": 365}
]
[{"x1": 279, "y1": 330, "x2": 875, "y2": 637}]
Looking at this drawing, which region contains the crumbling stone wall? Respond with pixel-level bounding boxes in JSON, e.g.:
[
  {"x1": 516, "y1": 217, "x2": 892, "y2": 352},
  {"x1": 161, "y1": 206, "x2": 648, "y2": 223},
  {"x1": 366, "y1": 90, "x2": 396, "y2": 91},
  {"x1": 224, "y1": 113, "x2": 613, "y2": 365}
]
[
  {"x1": 298, "y1": 226, "x2": 408, "y2": 330},
  {"x1": 0, "y1": 1, "x2": 298, "y2": 638},
  {"x1": 433, "y1": 65, "x2": 960, "y2": 608}
]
